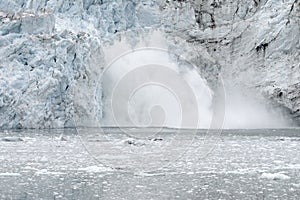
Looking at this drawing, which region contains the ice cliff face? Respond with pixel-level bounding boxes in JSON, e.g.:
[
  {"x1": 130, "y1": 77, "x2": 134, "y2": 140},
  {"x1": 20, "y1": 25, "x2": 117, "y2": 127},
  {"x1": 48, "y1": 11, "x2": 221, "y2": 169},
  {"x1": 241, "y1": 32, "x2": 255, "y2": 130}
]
[{"x1": 0, "y1": 0, "x2": 299, "y2": 128}]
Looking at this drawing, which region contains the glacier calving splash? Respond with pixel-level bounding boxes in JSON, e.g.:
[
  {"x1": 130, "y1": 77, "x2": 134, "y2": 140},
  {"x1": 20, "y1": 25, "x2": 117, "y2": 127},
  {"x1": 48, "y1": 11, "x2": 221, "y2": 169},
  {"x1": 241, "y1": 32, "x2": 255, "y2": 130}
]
[{"x1": 0, "y1": 0, "x2": 299, "y2": 129}]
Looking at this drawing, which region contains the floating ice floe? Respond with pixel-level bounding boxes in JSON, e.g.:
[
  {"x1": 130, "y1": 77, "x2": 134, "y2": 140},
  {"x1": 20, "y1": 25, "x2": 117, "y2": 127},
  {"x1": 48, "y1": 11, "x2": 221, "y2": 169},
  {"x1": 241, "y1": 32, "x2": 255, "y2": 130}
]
[
  {"x1": 260, "y1": 173, "x2": 290, "y2": 180},
  {"x1": 35, "y1": 169, "x2": 66, "y2": 175},
  {"x1": 292, "y1": 183, "x2": 300, "y2": 188},
  {"x1": 78, "y1": 166, "x2": 112, "y2": 173},
  {"x1": 134, "y1": 171, "x2": 167, "y2": 177},
  {"x1": 23, "y1": 166, "x2": 38, "y2": 171},
  {"x1": 0, "y1": 172, "x2": 21, "y2": 176}
]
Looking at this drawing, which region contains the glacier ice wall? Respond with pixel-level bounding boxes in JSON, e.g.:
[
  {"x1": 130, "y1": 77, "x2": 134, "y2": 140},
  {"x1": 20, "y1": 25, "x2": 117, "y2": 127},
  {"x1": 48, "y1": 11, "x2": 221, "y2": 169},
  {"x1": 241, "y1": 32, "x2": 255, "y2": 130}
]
[{"x1": 0, "y1": 0, "x2": 299, "y2": 128}]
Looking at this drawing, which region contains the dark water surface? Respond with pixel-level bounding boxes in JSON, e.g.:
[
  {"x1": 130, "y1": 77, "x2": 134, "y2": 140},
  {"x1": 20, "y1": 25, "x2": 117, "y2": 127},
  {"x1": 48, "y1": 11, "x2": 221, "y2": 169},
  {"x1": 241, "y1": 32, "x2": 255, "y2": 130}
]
[{"x1": 0, "y1": 128, "x2": 299, "y2": 199}]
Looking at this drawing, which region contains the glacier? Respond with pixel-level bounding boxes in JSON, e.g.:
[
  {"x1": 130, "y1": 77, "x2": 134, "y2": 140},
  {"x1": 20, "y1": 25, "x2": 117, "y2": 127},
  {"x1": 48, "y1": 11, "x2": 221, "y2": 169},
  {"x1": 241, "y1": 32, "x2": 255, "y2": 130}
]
[{"x1": 0, "y1": 0, "x2": 299, "y2": 129}]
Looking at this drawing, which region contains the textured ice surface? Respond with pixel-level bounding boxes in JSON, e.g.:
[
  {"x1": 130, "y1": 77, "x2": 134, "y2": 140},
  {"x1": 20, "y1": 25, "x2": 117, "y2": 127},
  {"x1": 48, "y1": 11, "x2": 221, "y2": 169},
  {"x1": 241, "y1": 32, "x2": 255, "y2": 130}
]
[{"x1": 0, "y1": 0, "x2": 299, "y2": 128}]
